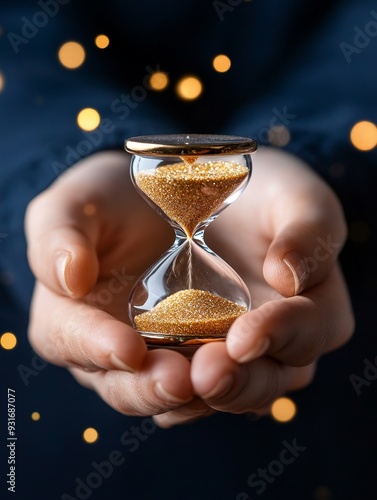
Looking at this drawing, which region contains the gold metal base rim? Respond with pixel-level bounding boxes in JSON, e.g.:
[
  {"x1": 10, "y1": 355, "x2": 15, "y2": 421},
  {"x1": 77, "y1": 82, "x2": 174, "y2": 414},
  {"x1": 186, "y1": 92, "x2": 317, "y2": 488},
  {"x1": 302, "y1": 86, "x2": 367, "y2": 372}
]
[
  {"x1": 140, "y1": 331, "x2": 226, "y2": 346},
  {"x1": 142, "y1": 333, "x2": 226, "y2": 359}
]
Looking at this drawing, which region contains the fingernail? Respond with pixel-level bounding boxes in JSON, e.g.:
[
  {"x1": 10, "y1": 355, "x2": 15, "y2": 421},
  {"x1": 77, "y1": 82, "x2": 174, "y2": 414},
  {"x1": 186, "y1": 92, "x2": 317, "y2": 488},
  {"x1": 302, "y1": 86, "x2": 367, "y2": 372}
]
[
  {"x1": 109, "y1": 353, "x2": 135, "y2": 373},
  {"x1": 155, "y1": 382, "x2": 190, "y2": 405},
  {"x1": 238, "y1": 337, "x2": 270, "y2": 363},
  {"x1": 56, "y1": 253, "x2": 73, "y2": 296},
  {"x1": 202, "y1": 374, "x2": 234, "y2": 399},
  {"x1": 283, "y1": 251, "x2": 309, "y2": 295}
]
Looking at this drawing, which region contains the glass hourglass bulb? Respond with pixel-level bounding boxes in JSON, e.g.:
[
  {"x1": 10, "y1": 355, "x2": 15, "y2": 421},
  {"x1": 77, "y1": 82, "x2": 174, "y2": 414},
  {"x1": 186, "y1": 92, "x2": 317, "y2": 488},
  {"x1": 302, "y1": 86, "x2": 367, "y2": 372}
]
[{"x1": 125, "y1": 134, "x2": 257, "y2": 353}]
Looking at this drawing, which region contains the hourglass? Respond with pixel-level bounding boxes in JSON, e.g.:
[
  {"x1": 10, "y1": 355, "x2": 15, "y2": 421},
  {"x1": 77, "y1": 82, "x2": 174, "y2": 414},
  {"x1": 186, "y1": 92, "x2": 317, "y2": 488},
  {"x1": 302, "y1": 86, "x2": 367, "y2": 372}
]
[{"x1": 125, "y1": 134, "x2": 257, "y2": 353}]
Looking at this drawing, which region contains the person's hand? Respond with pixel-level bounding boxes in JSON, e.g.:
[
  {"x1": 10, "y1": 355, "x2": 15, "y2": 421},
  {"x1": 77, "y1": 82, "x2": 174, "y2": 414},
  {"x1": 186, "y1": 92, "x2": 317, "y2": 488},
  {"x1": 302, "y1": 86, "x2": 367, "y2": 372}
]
[
  {"x1": 26, "y1": 147, "x2": 354, "y2": 428},
  {"x1": 153, "y1": 147, "x2": 354, "y2": 427},
  {"x1": 26, "y1": 151, "x2": 196, "y2": 417}
]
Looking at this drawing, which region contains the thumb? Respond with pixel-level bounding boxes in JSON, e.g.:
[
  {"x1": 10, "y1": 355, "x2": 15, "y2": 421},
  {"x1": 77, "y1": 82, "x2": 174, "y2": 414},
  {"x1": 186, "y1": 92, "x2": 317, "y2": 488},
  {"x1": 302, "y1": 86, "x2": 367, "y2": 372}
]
[
  {"x1": 25, "y1": 190, "x2": 99, "y2": 298},
  {"x1": 263, "y1": 218, "x2": 347, "y2": 297}
]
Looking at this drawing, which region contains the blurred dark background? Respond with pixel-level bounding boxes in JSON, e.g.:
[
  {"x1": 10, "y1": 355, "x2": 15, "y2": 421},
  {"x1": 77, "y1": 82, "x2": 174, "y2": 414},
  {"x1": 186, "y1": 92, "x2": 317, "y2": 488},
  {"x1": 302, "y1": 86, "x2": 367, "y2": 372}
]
[{"x1": 1, "y1": 1, "x2": 377, "y2": 499}]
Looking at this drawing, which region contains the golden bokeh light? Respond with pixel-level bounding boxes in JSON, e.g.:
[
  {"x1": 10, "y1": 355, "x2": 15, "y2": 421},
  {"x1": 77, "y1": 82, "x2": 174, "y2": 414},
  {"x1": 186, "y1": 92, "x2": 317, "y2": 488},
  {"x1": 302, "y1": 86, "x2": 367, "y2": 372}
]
[
  {"x1": 31, "y1": 412, "x2": 41, "y2": 421},
  {"x1": 213, "y1": 54, "x2": 231, "y2": 73},
  {"x1": 149, "y1": 71, "x2": 169, "y2": 91},
  {"x1": 0, "y1": 72, "x2": 4, "y2": 92},
  {"x1": 95, "y1": 34, "x2": 110, "y2": 49},
  {"x1": 58, "y1": 41, "x2": 86, "y2": 69},
  {"x1": 271, "y1": 397, "x2": 297, "y2": 423},
  {"x1": 77, "y1": 108, "x2": 101, "y2": 131},
  {"x1": 176, "y1": 76, "x2": 203, "y2": 100},
  {"x1": 83, "y1": 427, "x2": 99, "y2": 443},
  {"x1": 350, "y1": 120, "x2": 377, "y2": 151},
  {"x1": 0, "y1": 332, "x2": 17, "y2": 350}
]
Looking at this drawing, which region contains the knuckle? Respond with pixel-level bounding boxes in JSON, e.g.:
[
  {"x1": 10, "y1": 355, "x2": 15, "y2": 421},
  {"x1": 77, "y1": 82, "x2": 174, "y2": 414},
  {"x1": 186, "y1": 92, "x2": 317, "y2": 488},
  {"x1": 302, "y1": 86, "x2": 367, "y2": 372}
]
[
  {"x1": 54, "y1": 319, "x2": 76, "y2": 365},
  {"x1": 106, "y1": 372, "x2": 158, "y2": 417},
  {"x1": 105, "y1": 371, "x2": 139, "y2": 416},
  {"x1": 52, "y1": 306, "x2": 90, "y2": 367},
  {"x1": 106, "y1": 372, "x2": 133, "y2": 415}
]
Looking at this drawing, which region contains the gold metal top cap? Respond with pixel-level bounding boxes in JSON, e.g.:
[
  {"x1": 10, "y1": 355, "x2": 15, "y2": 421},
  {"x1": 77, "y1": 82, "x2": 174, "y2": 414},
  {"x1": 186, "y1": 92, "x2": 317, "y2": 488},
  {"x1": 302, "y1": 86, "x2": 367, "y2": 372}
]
[{"x1": 125, "y1": 134, "x2": 257, "y2": 156}]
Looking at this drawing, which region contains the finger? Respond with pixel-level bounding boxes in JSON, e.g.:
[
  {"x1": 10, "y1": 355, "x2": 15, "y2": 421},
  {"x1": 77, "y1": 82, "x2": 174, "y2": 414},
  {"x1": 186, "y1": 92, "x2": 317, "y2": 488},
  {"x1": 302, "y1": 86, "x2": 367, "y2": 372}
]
[
  {"x1": 25, "y1": 151, "x2": 139, "y2": 298},
  {"x1": 263, "y1": 218, "x2": 346, "y2": 297},
  {"x1": 191, "y1": 343, "x2": 316, "y2": 413},
  {"x1": 260, "y1": 154, "x2": 347, "y2": 297},
  {"x1": 227, "y1": 265, "x2": 354, "y2": 366},
  {"x1": 153, "y1": 398, "x2": 215, "y2": 428},
  {"x1": 70, "y1": 349, "x2": 193, "y2": 416},
  {"x1": 29, "y1": 282, "x2": 147, "y2": 372},
  {"x1": 25, "y1": 182, "x2": 100, "y2": 298}
]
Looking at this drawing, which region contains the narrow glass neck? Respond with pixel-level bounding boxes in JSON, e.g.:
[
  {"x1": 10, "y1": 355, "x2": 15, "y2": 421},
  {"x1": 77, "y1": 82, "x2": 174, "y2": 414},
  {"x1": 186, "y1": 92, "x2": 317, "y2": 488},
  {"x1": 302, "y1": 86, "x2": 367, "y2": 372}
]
[{"x1": 173, "y1": 226, "x2": 207, "y2": 246}]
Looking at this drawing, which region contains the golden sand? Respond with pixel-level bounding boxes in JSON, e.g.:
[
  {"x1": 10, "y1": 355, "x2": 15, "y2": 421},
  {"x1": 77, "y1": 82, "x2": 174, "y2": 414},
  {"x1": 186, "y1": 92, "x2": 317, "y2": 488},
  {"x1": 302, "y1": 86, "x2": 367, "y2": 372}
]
[
  {"x1": 134, "y1": 161, "x2": 248, "y2": 237},
  {"x1": 181, "y1": 155, "x2": 199, "y2": 165},
  {"x1": 134, "y1": 289, "x2": 246, "y2": 336}
]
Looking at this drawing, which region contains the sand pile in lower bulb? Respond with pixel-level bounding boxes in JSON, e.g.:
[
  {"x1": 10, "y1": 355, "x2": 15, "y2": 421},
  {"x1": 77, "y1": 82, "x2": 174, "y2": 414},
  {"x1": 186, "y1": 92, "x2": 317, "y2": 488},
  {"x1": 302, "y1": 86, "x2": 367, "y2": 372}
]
[
  {"x1": 134, "y1": 289, "x2": 246, "y2": 336},
  {"x1": 134, "y1": 161, "x2": 248, "y2": 237}
]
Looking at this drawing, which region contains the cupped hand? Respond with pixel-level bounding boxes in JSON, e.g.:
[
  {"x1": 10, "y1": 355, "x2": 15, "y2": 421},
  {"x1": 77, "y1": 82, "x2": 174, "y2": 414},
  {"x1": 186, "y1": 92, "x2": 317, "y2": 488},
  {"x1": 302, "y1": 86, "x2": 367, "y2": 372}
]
[
  {"x1": 26, "y1": 147, "x2": 354, "y2": 427},
  {"x1": 153, "y1": 147, "x2": 354, "y2": 427},
  {"x1": 26, "y1": 151, "x2": 194, "y2": 417}
]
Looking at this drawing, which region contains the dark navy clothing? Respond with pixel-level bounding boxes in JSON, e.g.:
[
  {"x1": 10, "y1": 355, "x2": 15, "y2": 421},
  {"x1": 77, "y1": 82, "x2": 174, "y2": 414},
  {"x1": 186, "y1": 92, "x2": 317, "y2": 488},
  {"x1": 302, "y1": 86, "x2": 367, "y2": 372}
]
[{"x1": 0, "y1": 1, "x2": 376, "y2": 499}]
